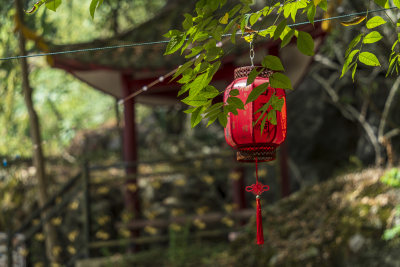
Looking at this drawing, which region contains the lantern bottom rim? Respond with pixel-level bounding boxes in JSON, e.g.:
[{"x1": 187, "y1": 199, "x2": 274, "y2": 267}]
[{"x1": 236, "y1": 148, "x2": 276, "y2": 162}]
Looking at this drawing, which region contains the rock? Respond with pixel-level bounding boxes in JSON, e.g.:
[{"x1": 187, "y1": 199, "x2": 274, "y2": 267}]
[{"x1": 348, "y1": 234, "x2": 365, "y2": 253}]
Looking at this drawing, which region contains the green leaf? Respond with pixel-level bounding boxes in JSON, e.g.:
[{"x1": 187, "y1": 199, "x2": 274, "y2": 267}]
[
  {"x1": 271, "y1": 95, "x2": 284, "y2": 111},
  {"x1": 227, "y1": 97, "x2": 245, "y2": 110},
  {"x1": 359, "y1": 52, "x2": 381, "y2": 66},
  {"x1": 250, "y1": 12, "x2": 262, "y2": 26},
  {"x1": 240, "y1": 14, "x2": 251, "y2": 33},
  {"x1": 262, "y1": 55, "x2": 285, "y2": 71},
  {"x1": 218, "y1": 113, "x2": 228, "y2": 127},
  {"x1": 45, "y1": 0, "x2": 62, "y2": 12},
  {"x1": 230, "y1": 89, "x2": 239, "y2": 96},
  {"x1": 274, "y1": 20, "x2": 287, "y2": 40},
  {"x1": 228, "y1": 4, "x2": 241, "y2": 17},
  {"x1": 386, "y1": 55, "x2": 398, "y2": 77},
  {"x1": 313, "y1": 0, "x2": 322, "y2": 6},
  {"x1": 246, "y1": 68, "x2": 263, "y2": 85},
  {"x1": 172, "y1": 60, "x2": 194, "y2": 81},
  {"x1": 188, "y1": 73, "x2": 209, "y2": 97},
  {"x1": 224, "y1": 17, "x2": 238, "y2": 34},
  {"x1": 207, "y1": 116, "x2": 219, "y2": 127},
  {"x1": 363, "y1": 31, "x2": 383, "y2": 44},
  {"x1": 366, "y1": 16, "x2": 387, "y2": 29},
  {"x1": 191, "y1": 106, "x2": 203, "y2": 127},
  {"x1": 182, "y1": 95, "x2": 208, "y2": 106},
  {"x1": 307, "y1": 4, "x2": 316, "y2": 25},
  {"x1": 206, "y1": 102, "x2": 224, "y2": 114},
  {"x1": 283, "y1": 3, "x2": 293, "y2": 19},
  {"x1": 219, "y1": 13, "x2": 229, "y2": 24},
  {"x1": 224, "y1": 104, "x2": 239, "y2": 115},
  {"x1": 341, "y1": 49, "x2": 359, "y2": 78},
  {"x1": 345, "y1": 33, "x2": 363, "y2": 58},
  {"x1": 246, "y1": 82, "x2": 269, "y2": 104},
  {"x1": 258, "y1": 114, "x2": 267, "y2": 135},
  {"x1": 281, "y1": 28, "x2": 295, "y2": 48},
  {"x1": 395, "y1": 0, "x2": 400, "y2": 8},
  {"x1": 258, "y1": 26, "x2": 276, "y2": 37},
  {"x1": 374, "y1": 0, "x2": 389, "y2": 8},
  {"x1": 200, "y1": 85, "x2": 220, "y2": 98},
  {"x1": 89, "y1": 0, "x2": 102, "y2": 18},
  {"x1": 270, "y1": 72, "x2": 293, "y2": 89},
  {"x1": 185, "y1": 46, "x2": 203, "y2": 58},
  {"x1": 184, "y1": 107, "x2": 196, "y2": 114},
  {"x1": 297, "y1": 31, "x2": 314, "y2": 56},
  {"x1": 267, "y1": 109, "x2": 277, "y2": 125},
  {"x1": 351, "y1": 63, "x2": 357, "y2": 82},
  {"x1": 183, "y1": 14, "x2": 193, "y2": 30},
  {"x1": 164, "y1": 33, "x2": 186, "y2": 55},
  {"x1": 318, "y1": 0, "x2": 327, "y2": 11}
]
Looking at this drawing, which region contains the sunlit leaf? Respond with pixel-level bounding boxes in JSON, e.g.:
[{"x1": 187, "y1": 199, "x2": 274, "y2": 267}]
[
  {"x1": 359, "y1": 52, "x2": 381, "y2": 66},
  {"x1": 366, "y1": 16, "x2": 386, "y2": 29},
  {"x1": 219, "y1": 13, "x2": 229, "y2": 24},
  {"x1": 363, "y1": 31, "x2": 383, "y2": 44},
  {"x1": 89, "y1": 0, "x2": 103, "y2": 18}
]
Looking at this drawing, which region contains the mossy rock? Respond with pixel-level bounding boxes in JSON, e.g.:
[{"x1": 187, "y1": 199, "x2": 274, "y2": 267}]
[{"x1": 219, "y1": 168, "x2": 400, "y2": 267}]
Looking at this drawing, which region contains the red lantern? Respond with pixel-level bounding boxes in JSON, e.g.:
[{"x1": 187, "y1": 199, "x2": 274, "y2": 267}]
[
  {"x1": 224, "y1": 66, "x2": 287, "y2": 162},
  {"x1": 224, "y1": 66, "x2": 287, "y2": 245}
]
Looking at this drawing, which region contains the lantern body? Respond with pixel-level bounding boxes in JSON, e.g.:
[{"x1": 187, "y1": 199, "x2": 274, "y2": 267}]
[{"x1": 224, "y1": 67, "x2": 287, "y2": 162}]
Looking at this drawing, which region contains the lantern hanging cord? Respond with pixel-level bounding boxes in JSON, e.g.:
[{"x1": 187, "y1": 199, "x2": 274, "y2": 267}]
[
  {"x1": 255, "y1": 156, "x2": 259, "y2": 185},
  {"x1": 0, "y1": 6, "x2": 396, "y2": 61}
]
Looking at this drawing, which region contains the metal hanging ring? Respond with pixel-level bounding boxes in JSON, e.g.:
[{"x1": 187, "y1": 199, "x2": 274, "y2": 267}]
[{"x1": 249, "y1": 42, "x2": 255, "y2": 67}]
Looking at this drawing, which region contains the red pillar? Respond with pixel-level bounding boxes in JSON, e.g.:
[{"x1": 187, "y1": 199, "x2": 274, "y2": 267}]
[
  {"x1": 279, "y1": 143, "x2": 290, "y2": 197},
  {"x1": 122, "y1": 75, "x2": 141, "y2": 248},
  {"x1": 232, "y1": 166, "x2": 247, "y2": 224}
]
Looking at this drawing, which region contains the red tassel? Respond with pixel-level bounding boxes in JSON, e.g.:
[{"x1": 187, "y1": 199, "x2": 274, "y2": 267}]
[{"x1": 256, "y1": 196, "x2": 264, "y2": 245}]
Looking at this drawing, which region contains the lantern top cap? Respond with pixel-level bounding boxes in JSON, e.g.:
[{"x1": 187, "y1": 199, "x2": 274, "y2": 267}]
[{"x1": 234, "y1": 66, "x2": 273, "y2": 80}]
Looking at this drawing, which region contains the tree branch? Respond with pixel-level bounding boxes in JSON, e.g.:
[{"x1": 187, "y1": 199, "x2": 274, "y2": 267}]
[
  {"x1": 312, "y1": 73, "x2": 382, "y2": 165},
  {"x1": 378, "y1": 76, "x2": 400, "y2": 142}
]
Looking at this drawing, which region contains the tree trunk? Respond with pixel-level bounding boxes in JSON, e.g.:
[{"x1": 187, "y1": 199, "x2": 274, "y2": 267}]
[{"x1": 14, "y1": 0, "x2": 58, "y2": 263}]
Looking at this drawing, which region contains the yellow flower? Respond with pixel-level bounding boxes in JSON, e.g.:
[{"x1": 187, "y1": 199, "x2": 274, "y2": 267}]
[
  {"x1": 171, "y1": 208, "x2": 184, "y2": 216},
  {"x1": 202, "y1": 175, "x2": 214, "y2": 185},
  {"x1": 68, "y1": 200, "x2": 79, "y2": 210},
  {"x1": 169, "y1": 223, "x2": 182, "y2": 231},
  {"x1": 174, "y1": 178, "x2": 186, "y2": 186},
  {"x1": 221, "y1": 217, "x2": 234, "y2": 227},
  {"x1": 229, "y1": 172, "x2": 241, "y2": 181},
  {"x1": 119, "y1": 228, "x2": 131, "y2": 238},
  {"x1": 35, "y1": 233, "x2": 45, "y2": 242},
  {"x1": 144, "y1": 226, "x2": 158, "y2": 235},
  {"x1": 126, "y1": 184, "x2": 137, "y2": 192},
  {"x1": 97, "y1": 186, "x2": 110, "y2": 194},
  {"x1": 34, "y1": 263, "x2": 44, "y2": 267},
  {"x1": 95, "y1": 231, "x2": 110, "y2": 240},
  {"x1": 68, "y1": 230, "x2": 79, "y2": 242},
  {"x1": 193, "y1": 219, "x2": 206, "y2": 229},
  {"x1": 97, "y1": 215, "x2": 111, "y2": 225},
  {"x1": 196, "y1": 206, "x2": 209, "y2": 215},
  {"x1": 51, "y1": 217, "x2": 62, "y2": 226},
  {"x1": 52, "y1": 246, "x2": 62, "y2": 257},
  {"x1": 151, "y1": 180, "x2": 161, "y2": 189},
  {"x1": 67, "y1": 246, "x2": 76, "y2": 255}
]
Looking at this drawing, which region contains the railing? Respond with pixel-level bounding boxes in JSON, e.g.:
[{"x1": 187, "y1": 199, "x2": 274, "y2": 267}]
[{"x1": 5, "y1": 152, "x2": 279, "y2": 266}]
